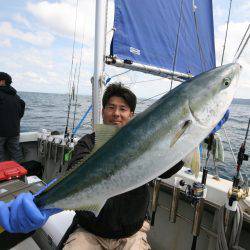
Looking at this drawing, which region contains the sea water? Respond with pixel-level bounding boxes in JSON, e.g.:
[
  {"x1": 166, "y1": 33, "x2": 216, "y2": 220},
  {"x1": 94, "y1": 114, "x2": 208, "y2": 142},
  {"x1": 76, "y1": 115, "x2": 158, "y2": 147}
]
[{"x1": 19, "y1": 92, "x2": 250, "y2": 181}]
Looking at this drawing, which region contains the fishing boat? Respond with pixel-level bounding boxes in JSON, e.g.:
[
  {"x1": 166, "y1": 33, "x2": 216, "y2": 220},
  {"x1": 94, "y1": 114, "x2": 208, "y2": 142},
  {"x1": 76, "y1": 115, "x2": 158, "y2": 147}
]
[{"x1": 0, "y1": 0, "x2": 249, "y2": 249}]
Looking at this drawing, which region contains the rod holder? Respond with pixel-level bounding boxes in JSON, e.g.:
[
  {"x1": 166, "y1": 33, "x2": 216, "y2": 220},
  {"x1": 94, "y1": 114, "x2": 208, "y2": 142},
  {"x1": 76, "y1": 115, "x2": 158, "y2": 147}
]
[
  {"x1": 169, "y1": 177, "x2": 182, "y2": 223},
  {"x1": 192, "y1": 198, "x2": 205, "y2": 237},
  {"x1": 151, "y1": 178, "x2": 161, "y2": 226}
]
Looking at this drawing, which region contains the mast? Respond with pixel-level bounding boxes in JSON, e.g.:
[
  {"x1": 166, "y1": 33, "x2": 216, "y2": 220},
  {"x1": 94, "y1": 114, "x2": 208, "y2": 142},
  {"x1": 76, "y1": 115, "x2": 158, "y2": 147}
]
[{"x1": 92, "y1": 0, "x2": 107, "y2": 127}]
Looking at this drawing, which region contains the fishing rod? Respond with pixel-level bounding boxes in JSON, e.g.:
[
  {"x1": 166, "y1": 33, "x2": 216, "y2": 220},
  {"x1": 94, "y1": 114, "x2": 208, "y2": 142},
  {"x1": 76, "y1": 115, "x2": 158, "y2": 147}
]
[
  {"x1": 223, "y1": 118, "x2": 249, "y2": 243},
  {"x1": 232, "y1": 118, "x2": 249, "y2": 190},
  {"x1": 191, "y1": 133, "x2": 213, "y2": 250},
  {"x1": 64, "y1": 64, "x2": 78, "y2": 139},
  {"x1": 167, "y1": 134, "x2": 214, "y2": 250}
]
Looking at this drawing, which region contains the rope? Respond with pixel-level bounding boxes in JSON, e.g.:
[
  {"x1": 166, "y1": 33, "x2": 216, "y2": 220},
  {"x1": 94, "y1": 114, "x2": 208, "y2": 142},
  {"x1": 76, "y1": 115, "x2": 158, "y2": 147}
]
[
  {"x1": 216, "y1": 204, "x2": 245, "y2": 250},
  {"x1": 221, "y1": 0, "x2": 233, "y2": 66}
]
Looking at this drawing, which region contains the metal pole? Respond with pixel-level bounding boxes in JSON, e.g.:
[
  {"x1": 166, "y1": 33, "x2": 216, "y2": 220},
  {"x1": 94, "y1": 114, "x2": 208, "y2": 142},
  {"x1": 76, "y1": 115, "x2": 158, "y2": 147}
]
[
  {"x1": 92, "y1": 0, "x2": 107, "y2": 127},
  {"x1": 105, "y1": 56, "x2": 192, "y2": 81},
  {"x1": 151, "y1": 178, "x2": 161, "y2": 226}
]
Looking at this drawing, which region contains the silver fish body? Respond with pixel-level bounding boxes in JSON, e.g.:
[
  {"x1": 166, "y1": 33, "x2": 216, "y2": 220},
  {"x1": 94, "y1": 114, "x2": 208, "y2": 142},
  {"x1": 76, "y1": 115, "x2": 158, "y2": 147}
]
[{"x1": 34, "y1": 63, "x2": 241, "y2": 214}]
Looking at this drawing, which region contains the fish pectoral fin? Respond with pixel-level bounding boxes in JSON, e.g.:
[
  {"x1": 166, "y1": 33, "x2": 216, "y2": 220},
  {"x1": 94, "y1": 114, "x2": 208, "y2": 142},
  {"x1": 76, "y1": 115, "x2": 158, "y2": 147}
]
[
  {"x1": 183, "y1": 147, "x2": 201, "y2": 178},
  {"x1": 170, "y1": 120, "x2": 192, "y2": 147},
  {"x1": 92, "y1": 124, "x2": 120, "y2": 153}
]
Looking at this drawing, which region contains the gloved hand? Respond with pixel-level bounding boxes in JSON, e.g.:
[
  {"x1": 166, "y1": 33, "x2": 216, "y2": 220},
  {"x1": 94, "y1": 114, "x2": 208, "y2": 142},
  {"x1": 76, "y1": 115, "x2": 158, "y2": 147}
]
[{"x1": 0, "y1": 192, "x2": 61, "y2": 234}]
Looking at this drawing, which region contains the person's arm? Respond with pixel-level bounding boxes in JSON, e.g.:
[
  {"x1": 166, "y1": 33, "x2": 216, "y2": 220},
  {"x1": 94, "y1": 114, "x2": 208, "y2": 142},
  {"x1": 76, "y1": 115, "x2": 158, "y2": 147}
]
[{"x1": 18, "y1": 97, "x2": 25, "y2": 118}]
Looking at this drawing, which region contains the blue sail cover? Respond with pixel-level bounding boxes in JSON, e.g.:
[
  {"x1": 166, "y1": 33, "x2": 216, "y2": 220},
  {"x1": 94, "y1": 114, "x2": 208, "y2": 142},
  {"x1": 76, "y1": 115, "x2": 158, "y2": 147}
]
[{"x1": 111, "y1": 0, "x2": 215, "y2": 76}]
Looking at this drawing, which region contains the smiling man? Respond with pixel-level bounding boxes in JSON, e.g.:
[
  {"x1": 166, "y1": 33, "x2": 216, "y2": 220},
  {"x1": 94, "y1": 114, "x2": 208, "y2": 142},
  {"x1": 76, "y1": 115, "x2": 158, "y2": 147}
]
[
  {"x1": 102, "y1": 95, "x2": 134, "y2": 127},
  {"x1": 62, "y1": 83, "x2": 152, "y2": 250}
]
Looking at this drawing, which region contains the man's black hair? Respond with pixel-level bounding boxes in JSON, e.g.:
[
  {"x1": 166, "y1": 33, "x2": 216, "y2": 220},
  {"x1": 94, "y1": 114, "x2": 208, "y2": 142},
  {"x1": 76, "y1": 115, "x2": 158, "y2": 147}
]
[
  {"x1": 0, "y1": 72, "x2": 12, "y2": 85},
  {"x1": 102, "y1": 83, "x2": 137, "y2": 112}
]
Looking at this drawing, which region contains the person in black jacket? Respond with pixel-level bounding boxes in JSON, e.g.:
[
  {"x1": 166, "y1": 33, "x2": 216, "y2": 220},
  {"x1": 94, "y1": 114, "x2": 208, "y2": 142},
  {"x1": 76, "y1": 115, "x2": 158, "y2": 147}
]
[
  {"x1": 62, "y1": 83, "x2": 183, "y2": 250},
  {"x1": 0, "y1": 72, "x2": 25, "y2": 162}
]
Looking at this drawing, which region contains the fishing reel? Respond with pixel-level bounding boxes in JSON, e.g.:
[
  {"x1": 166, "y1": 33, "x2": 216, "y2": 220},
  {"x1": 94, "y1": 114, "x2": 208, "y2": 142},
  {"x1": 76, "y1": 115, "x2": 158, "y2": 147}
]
[
  {"x1": 182, "y1": 181, "x2": 207, "y2": 205},
  {"x1": 228, "y1": 186, "x2": 248, "y2": 206},
  {"x1": 227, "y1": 118, "x2": 250, "y2": 209}
]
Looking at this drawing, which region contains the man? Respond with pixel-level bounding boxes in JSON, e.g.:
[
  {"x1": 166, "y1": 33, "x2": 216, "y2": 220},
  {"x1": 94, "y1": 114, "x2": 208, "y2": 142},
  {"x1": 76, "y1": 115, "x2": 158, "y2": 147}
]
[
  {"x1": 62, "y1": 83, "x2": 151, "y2": 249},
  {"x1": 0, "y1": 83, "x2": 183, "y2": 248},
  {"x1": 0, "y1": 72, "x2": 25, "y2": 162}
]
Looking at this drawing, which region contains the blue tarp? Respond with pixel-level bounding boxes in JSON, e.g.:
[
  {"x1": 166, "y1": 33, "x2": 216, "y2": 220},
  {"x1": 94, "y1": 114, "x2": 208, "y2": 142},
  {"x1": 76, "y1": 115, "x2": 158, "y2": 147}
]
[{"x1": 111, "y1": 0, "x2": 215, "y2": 76}]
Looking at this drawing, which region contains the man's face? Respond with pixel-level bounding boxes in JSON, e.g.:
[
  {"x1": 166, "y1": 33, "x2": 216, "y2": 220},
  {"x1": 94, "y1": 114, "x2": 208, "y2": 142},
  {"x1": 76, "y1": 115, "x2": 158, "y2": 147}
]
[
  {"x1": 102, "y1": 96, "x2": 134, "y2": 127},
  {"x1": 0, "y1": 80, "x2": 6, "y2": 86}
]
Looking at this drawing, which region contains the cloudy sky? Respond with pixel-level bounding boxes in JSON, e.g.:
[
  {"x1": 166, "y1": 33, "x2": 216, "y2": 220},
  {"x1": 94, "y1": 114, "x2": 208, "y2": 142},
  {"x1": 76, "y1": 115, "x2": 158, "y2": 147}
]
[{"x1": 0, "y1": 0, "x2": 249, "y2": 99}]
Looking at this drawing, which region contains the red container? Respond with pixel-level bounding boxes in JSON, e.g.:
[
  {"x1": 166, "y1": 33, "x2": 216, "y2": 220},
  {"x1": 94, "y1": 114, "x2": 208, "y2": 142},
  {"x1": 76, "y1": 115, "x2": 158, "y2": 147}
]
[{"x1": 0, "y1": 161, "x2": 28, "y2": 181}]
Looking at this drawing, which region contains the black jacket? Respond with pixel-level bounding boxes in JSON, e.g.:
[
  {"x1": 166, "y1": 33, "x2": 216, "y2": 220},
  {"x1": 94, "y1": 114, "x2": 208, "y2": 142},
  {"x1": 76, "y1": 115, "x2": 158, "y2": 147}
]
[
  {"x1": 67, "y1": 133, "x2": 183, "y2": 239},
  {"x1": 0, "y1": 86, "x2": 25, "y2": 137}
]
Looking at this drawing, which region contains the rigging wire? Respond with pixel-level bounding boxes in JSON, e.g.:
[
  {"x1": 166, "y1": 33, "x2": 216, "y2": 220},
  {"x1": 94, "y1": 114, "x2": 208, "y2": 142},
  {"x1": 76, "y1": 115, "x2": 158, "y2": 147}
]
[
  {"x1": 218, "y1": 0, "x2": 245, "y2": 180},
  {"x1": 223, "y1": 127, "x2": 237, "y2": 165},
  {"x1": 192, "y1": 1, "x2": 206, "y2": 72},
  {"x1": 233, "y1": 24, "x2": 250, "y2": 60},
  {"x1": 106, "y1": 27, "x2": 115, "y2": 35},
  {"x1": 126, "y1": 77, "x2": 165, "y2": 85},
  {"x1": 71, "y1": 29, "x2": 85, "y2": 138},
  {"x1": 222, "y1": 127, "x2": 244, "y2": 182},
  {"x1": 129, "y1": 0, "x2": 207, "y2": 105},
  {"x1": 64, "y1": 0, "x2": 80, "y2": 138},
  {"x1": 106, "y1": 69, "x2": 131, "y2": 84},
  {"x1": 170, "y1": 0, "x2": 184, "y2": 91},
  {"x1": 137, "y1": 90, "x2": 168, "y2": 104},
  {"x1": 74, "y1": 1, "x2": 111, "y2": 136},
  {"x1": 110, "y1": 69, "x2": 131, "y2": 78},
  {"x1": 233, "y1": 25, "x2": 250, "y2": 61},
  {"x1": 220, "y1": 0, "x2": 233, "y2": 66}
]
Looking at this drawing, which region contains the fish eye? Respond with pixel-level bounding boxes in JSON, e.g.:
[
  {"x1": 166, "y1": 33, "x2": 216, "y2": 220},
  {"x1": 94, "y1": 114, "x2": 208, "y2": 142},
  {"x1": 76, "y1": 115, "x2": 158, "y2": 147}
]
[{"x1": 223, "y1": 77, "x2": 231, "y2": 87}]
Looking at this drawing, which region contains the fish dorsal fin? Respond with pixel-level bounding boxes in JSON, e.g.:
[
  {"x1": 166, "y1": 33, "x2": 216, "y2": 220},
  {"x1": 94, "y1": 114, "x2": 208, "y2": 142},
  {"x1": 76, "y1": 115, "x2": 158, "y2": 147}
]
[
  {"x1": 69, "y1": 125, "x2": 120, "y2": 167},
  {"x1": 170, "y1": 120, "x2": 192, "y2": 147},
  {"x1": 92, "y1": 124, "x2": 120, "y2": 153}
]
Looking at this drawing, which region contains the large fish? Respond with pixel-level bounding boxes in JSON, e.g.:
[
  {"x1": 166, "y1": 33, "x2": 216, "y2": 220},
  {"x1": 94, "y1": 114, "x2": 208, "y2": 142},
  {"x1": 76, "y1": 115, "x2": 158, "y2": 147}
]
[{"x1": 34, "y1": 63, "x2": 241, "y2": 214}]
